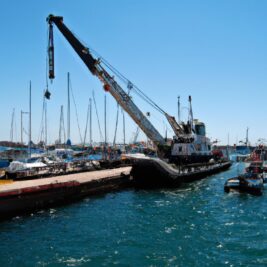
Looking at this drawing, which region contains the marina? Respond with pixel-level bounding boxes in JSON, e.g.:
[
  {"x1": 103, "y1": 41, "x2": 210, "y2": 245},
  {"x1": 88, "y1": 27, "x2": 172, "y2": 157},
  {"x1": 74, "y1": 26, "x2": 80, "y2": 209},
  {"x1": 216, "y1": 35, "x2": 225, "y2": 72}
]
[
  {"x1": 0, "y1": 1, "x2": 266, "y2": 266},
  {"x1": 0, "y1": 12, "x2": 262, "y2": 219},
  {"x1": 0, "y1": 14, "x2": 235, "y2": 219}
]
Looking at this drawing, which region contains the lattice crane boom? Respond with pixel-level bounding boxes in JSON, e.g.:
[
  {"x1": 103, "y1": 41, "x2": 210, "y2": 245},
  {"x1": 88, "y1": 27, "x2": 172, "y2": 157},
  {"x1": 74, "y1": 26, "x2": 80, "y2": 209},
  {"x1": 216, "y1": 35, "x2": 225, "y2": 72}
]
[{"x1": 47, "y1": 15, "x2": 166, "y2": 145}]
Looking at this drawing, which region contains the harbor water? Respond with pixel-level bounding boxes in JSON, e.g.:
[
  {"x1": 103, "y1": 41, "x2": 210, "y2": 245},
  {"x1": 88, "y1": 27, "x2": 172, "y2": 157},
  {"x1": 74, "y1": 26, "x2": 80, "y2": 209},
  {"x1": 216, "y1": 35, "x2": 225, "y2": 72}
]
[{"x1": 0, "y1": 163, "x2": 266, "y2": 266}]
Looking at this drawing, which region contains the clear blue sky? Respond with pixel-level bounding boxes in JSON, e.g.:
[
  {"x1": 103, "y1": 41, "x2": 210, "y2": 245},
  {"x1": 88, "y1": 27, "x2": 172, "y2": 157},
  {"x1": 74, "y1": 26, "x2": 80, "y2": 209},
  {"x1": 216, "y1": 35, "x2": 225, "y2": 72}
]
[{"x1": 1, "y1": 0, "x2": 267, "y2": 145}]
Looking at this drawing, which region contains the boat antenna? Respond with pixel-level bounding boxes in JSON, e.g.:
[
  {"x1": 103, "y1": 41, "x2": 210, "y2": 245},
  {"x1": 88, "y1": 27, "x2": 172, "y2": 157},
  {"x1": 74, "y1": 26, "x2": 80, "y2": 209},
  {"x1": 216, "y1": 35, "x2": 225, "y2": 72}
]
[
  {"x1": 28, "y1": 81, "x2": 32, "y2": 158},
  {"x1": 188, "y1": 95, "x2": 194, "y2": 132}
]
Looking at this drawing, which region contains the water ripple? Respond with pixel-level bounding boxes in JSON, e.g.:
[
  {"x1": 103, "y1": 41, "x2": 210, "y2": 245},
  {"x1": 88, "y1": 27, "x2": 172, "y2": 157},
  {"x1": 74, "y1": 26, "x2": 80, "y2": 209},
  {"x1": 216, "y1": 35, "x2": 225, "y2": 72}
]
[{"x1": 0, "y1": 163, "x2": 266, "y2": 266}]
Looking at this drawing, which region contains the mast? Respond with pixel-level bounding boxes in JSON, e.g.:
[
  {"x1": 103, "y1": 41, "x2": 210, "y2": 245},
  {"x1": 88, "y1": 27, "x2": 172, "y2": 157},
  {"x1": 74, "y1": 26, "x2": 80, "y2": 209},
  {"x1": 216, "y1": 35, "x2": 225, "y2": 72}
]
[
  {"x1": 177, "y1": 96, "x2": 181, "y2": 123},
  {"x1": 188, "y1": 95, "x2": 194, "y2": 131},
  {"x1": 246, "y1": 127, "x2": 249, "y2": 146},
  {"x1": 45, "y1": 100, "x2": 47, "y2": 146},
  {"x1": 28, "y1": 81, "x2": 32, "y2": 158},
  {"x1": 21, "y1": 110, "x2": 23, "y2": 144},
  {"x1": 83, "y1": 98, "x2": 90, "y2": 147},
  {"x1": 89, "y1": 98, "x2": 92, "y2": 146},
  {"x1": 104, "y1": 94, "x2": 107, "y2": 147},
  {"x1": 67, "y1": 72, "x2": 70, "y2": 143},
  {"x1": 21, "y1": 111, "x2": 28, "y2": 145},
  {"x1": 59, "y1": 105, "x2": 66, "y2": 144},
  {"x1": 10, "y1": 108, "x2": 15, "y2": 142},
  {"x1": 122, "y1": 110, "x2": 126, "y2": 149}
]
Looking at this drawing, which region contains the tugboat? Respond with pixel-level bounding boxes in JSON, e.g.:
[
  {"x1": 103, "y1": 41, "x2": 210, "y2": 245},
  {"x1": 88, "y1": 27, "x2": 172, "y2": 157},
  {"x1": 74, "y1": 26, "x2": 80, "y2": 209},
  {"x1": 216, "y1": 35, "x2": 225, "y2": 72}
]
[
  {"x1": 224, "y1": 173, "x2": 263, "y2": 196},
  {"x1": 169, "y1": 118, "x2": 213, "y2": 165},
  {"x1": 224, "y1": 146, "x2": 267, "y2": 196}
]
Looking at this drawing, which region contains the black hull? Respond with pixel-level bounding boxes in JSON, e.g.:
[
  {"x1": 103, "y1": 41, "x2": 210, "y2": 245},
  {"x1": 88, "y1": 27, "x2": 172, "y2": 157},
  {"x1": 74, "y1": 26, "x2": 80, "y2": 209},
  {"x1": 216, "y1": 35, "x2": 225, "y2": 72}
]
[
  {"x1": 131, "y1": 159, "x2": 181, "y2": 188},
  {"x1": 224, "y1": 185, "x2": 262, "y2": 196},
  {"x1": 131, "y1": 158, "x2": 231, "y2": 189},
  {"x1": 169, "y1": 155, "x2": 213, "y2": 165}
]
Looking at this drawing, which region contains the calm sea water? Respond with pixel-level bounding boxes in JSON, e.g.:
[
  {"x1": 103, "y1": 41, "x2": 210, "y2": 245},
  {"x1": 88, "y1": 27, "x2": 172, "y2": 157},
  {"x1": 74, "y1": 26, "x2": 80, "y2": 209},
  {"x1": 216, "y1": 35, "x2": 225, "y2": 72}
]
[{"x1": 0, "y1": 163, "x2": 267, "y2": 267}]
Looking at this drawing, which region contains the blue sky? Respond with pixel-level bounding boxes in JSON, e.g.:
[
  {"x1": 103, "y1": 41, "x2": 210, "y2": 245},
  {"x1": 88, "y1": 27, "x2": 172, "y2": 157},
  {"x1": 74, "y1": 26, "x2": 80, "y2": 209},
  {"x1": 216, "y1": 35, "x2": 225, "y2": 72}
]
[{"x1": 1, "y1": 0, "x2": 267, "y2": 145}]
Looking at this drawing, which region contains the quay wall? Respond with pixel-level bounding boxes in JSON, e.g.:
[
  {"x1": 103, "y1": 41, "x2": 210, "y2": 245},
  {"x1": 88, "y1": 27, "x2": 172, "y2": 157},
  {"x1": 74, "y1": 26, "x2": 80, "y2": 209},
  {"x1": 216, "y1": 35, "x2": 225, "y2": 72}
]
[{"x1": 0, "y1": 167, "x2": 132, "y2": 219}]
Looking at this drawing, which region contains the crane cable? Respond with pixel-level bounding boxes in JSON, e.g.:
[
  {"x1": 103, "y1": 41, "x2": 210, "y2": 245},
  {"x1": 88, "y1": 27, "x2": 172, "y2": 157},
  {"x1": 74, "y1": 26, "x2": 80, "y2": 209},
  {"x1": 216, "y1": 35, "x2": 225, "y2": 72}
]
[
  {"x1": 68, "y1": 31, "x2": 167, "y2": 116},
  {"x1": 90, "y1": 48, "x2": 166, "y2": 115}
]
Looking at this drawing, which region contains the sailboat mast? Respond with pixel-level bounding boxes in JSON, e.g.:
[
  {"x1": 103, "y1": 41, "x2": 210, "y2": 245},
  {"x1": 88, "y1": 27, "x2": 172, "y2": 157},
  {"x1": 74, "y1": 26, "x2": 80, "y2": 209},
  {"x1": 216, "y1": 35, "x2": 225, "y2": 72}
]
[
  {"x1": 123, "y1": 110, "x2": 126, "y2": 149},
  {"x1": 177, "y1": 96, "x2": 181, "y2": 123},
  {"x1": 58, "y1": 105, "x2": 66, "y2": 144},
  {"x1": 83, "y1": 99, "x2": 90, "y2": 147},
  {"x1": 59, "y1": 105, "x2": 62, "y2": 144},
  {"x1": 67, "y1": 72, "x2": 70, "y2": 142},
  {"x1": 89, "y1": 98, "x2": 92, "y2": 146},
  {"x1": 227, "y1": 133, "x2": 230, "y2": 159},
  {"x1": 28, "y1": 81, "x2": 32, "y2": 158},
  {"x1": 21, "y1": 110, "x2": 23, "y2": 144},
  {"x1": 45, "y1": 101, "x2": 47, "y2": 146},
  {"x1": 10, "y1": 108, "x2": 15, "y2": 142},
  {"x1": 104, "y1": 94, "x2": 107, "y2": 146},
  {"x1": 188, "y1": 95, "x2": 194, "y2": 131},
  {"x1": 246, "y1": 127, "x2": 249, "y2": 146}
]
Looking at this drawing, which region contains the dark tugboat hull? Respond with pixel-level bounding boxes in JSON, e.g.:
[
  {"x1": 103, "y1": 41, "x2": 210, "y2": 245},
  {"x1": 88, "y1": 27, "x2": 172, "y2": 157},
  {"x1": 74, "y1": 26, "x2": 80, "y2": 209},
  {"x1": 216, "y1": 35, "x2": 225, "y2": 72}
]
[
  {"x1": 130, "y1": 158, "x2": 181, "y2": 188},
  {"x1": 169, "y1": 155, "x2": 213, "y2": 165}
]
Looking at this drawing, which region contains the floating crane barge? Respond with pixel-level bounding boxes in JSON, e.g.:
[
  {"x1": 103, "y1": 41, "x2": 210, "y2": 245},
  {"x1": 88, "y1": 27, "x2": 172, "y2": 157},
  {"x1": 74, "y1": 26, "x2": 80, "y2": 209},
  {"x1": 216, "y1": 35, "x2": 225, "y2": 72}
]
[{"x1": 0, "y1": 15, "x2": 232, "y2": 219}]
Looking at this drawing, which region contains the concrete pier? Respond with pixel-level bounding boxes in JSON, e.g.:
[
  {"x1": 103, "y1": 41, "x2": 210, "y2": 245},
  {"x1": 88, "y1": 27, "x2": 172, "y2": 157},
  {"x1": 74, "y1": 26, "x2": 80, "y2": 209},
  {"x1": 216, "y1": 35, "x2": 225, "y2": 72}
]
[{"x1": 0, "y1": 167, "x2": 132, "y2": 219}]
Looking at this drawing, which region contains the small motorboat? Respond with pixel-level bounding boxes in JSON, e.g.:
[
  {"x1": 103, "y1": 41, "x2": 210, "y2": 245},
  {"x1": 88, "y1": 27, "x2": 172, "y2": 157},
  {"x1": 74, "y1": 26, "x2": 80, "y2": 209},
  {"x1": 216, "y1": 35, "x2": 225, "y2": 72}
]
[{"x1": 224, "y1": 173, "x2": 263, "y2": 196}]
